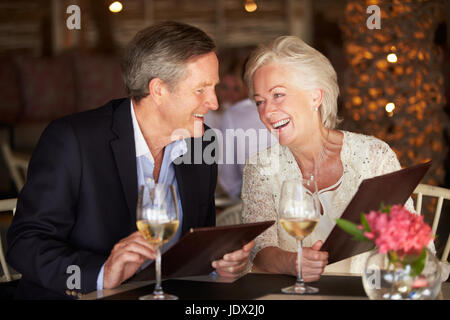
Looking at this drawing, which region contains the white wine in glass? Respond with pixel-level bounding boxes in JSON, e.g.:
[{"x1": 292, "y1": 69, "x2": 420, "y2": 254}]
[
  {"x1": 136, "y1": 183, "x2": 180, "y2": 300},
  {"x1": 279, "y1": 218, "x2": 319, "y2": 240},
  {"x1": 136, "y1": 220, "x2": 179, "y2": 246},
  {"x1": 279, "y1": 178, "x2": 320, "y2": 294}
]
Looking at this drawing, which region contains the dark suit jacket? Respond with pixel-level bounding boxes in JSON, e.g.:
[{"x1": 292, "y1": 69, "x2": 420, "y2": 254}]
[{"x1": 6, "y1": 98, "x2": 217, "y2": 299}]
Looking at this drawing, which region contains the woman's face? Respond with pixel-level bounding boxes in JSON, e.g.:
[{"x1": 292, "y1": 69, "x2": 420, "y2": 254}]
[{"x1": 252, "y1": 63, "x2": 320, "y2": 147}]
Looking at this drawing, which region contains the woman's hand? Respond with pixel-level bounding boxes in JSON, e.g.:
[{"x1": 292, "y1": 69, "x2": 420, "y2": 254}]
[
  {"x1": 298, "y1": 240, "x2": 328, "y2": 282},
  {"x1": 211, "y1": 240, "x2": 255, "y2": 277}
]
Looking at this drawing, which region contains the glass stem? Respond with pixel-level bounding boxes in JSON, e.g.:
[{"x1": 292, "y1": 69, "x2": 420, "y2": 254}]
[
  {"x1": 153, "y1": 245, "x2": 163, "y2": 295},
  {"x1": 296, "y1": 239, "x2": 304, "y2": 285}
]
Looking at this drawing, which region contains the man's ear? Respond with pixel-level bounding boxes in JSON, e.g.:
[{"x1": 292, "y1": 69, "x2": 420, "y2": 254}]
[
  {"x1": 311, "y1": 88, "x2": 323, "y2": 110},
  {"x1": 148, "y1": 78, "x2": 167, "y2": 105}
]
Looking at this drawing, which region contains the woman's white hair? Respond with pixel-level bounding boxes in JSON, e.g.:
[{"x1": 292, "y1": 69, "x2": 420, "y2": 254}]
[{"x1": 244, "y1": 36, "x2": 341, "y2": 129}]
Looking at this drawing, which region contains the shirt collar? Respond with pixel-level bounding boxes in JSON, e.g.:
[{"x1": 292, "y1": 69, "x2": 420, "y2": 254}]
[{"x1": 130, "y1": 100, "x2": 188, "y2": 163}]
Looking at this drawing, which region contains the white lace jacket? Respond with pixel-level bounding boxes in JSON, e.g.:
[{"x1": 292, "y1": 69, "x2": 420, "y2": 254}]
[{"x1": 241, "y1": 130, "x2": 447, "y2": 278}]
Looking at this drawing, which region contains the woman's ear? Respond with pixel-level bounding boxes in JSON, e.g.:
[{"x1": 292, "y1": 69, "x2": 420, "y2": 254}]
[{"x1": 311, "y1": 88, "x2": 324, "y2": 111}]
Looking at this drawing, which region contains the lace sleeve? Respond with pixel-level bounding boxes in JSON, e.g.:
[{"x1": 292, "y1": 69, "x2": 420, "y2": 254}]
[
  {"x1": 373, "y1": 140, "x2": 401, "y2": 175},
  {"x1": 241, "y1": 161, "x2": 278, "y2": 263}
]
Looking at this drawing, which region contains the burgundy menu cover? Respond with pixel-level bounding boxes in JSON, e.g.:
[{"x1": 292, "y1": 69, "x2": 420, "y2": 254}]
[
  {"x1": 130, "y1": 220, "x2": 275, "y2": 281},
  {"x1": 322, "y1": 161, "x2": 432, "y2": 264}
]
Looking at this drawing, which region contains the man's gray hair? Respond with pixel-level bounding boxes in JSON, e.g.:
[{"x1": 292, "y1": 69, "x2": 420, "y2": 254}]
[
  {"x1": 244, "y1": 36, "x2": 341, "y2": 129},
  {"x1": 122, "y1": 21, "x2": 216, "y2": 102}
]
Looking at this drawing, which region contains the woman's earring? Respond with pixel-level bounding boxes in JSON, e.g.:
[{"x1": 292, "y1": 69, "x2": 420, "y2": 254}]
[{"x1": 314, "y1": 106, "x2": 319, "y2": 112}]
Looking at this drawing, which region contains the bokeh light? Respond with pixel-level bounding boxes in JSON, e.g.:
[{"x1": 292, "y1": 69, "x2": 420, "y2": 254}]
[{"x1": 109, "y1": 1, "x2": 123, "y2": 13}]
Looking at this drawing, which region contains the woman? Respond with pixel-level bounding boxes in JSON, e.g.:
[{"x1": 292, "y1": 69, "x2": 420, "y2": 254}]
[{"x1": 241, "y1": 36, "x2": 441, "y2": 281}]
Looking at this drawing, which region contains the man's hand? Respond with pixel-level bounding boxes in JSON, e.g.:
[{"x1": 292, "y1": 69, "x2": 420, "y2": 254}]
[
  {"x1": 103, "y1": 231, "x2": 156, "y2": 289},
  {"x1": 297, "y1": 240, "x2": 329, "y2": 282},
  {"x1": 211, "y1": 240, "x2": 255, "y2": 278}
]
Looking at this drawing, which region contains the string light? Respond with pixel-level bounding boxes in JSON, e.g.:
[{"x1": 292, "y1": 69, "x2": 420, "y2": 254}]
[
  {"x1": 385, "y1": 102, "x2": 395, "y2": 112},
  {"x1": 245, "y1": 0, "x2": 257, "y2": 13},
  {"x1": 341, "y1": 0, "x2": 447, "y2": 191},
  {"x1": 387, "y1": 53, "x2": 398, "y2": 63},
  {"x1": 109, "y1": 1, "x2": 123, "y2": 13},
  {"x1": 385, "y1": 102, "x2": 395, "y2": 115}
]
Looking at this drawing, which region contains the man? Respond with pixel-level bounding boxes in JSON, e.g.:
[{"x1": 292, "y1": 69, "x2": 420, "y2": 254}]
[{"x1": 6, "y1": 21, "x2": 253, "y2": 299}]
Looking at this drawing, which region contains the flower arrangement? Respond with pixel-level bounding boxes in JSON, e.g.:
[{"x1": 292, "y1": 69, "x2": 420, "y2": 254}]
[{"x1": 336, "y1": 204, "x2": 434, "y2": 277}]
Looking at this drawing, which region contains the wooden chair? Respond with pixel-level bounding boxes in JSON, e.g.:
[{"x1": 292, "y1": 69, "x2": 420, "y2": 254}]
[
  {"x1": 413, "y1": 184, "x2": 450, "y2": 263},
  {"x1": 216, "y1": 202, "x2": 242, "y2": 226},
  {"x1": 0, "y1": 143, "x2": 29, "y2": 192},
  {"x1": 0, "y1": 198, "x2": 17, "y2": 282}
]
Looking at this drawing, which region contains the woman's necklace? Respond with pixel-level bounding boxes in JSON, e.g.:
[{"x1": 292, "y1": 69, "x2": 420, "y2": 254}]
[
  {"x1": 299, "y1": 147, "x2": 326, "y2": 181},
  {"x1": 298, "y1": 129, "x2": 330, "y2": 181}
]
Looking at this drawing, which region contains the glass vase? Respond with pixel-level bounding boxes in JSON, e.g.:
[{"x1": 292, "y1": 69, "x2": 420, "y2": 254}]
[{"x1": 362, "y1": 248, "x2": 442, "y2": 300}]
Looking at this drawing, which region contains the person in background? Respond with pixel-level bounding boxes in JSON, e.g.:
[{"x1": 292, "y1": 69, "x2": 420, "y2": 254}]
[
  {"x1": 204, "y1": 66, "x2": 246, "y2": 131},
  {"x1": 219, "y1": 61, "x2": 276, "y2": 200},
  {"x1": 216, "y1": 69, "x2": 247, "y2": 110}
]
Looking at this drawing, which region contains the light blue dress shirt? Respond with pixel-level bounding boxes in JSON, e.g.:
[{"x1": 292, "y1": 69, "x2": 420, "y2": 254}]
[{"x1": 96, "y1": 101, "x2": 187, "y2": 290}]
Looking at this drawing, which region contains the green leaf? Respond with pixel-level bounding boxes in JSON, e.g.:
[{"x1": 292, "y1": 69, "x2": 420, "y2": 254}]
[
  {"x1": 336, "y1": 218, "x2": 369, "y2": 242},
  {"x1": 410, "y1": 248, "x2": 427, "y2": 278},
  {"x1": 388, "y1": 251, "x2": 398, "y2": 264},
  {"x1": 360, "y1": 213, "x2": 371, "y2": 232},
  {"x1": 380, "y1": 203, "x2": 391, "y2": 213}
]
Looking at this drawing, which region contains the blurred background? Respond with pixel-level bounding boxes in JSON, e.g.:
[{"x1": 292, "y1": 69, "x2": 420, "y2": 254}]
[{"x1": 0, "y1": 0, "x2": 449, "y2": 280}]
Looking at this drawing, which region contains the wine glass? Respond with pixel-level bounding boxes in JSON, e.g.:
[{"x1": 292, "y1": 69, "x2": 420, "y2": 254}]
[
  {"x1": 136, "y1": 183, "x2": 180, "y2": 300},
  {"x1": 279, "y1": 178, "x2": 320, "y2": 294}
]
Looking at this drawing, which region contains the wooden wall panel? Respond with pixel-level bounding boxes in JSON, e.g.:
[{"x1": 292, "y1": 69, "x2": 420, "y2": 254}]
[
  {"x1": 0, "y1": 0, "x2": 45, "y2": 56},
  {"x1": 0, "y1": 0, "x2": 332, "y2": 55}
]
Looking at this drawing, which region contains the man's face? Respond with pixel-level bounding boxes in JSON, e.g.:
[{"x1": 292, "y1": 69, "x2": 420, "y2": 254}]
[{"x1": 161, "y1": 52, "x2": 219, "y2": 139}]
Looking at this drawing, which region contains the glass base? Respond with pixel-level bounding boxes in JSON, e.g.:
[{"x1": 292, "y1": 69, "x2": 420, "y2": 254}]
[
  {"x1": 139, "y1": 293, "x2": 179, "y2": 300},
  {"x1": 282, "y1": 283, "x2": 319, "y2": 295}
]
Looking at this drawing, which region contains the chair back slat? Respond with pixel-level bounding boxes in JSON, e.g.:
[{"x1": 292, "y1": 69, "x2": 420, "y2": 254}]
[
  {"x1": 431, "y1": 197, "x2": 444, "y2": 234},
  {"x1": 0, "y1": 241, "x2": 11, "y2": 282},
  {"x1": 0, "y1": 198, "x2": 17, "y2": 282},
  {"x1": 0, "y1": 198, "x2": 17, "y2": 214},
  {"x1": 414, "y1": 184, "x2": 450, "y2": 198},
  {"x1": 416, "y1": 192, "x2": 423, "y2": 215},
  {"x1": 442, "y1": 234, "x2": 450, "y2": 262},
  {"x1": 413, "y1": 184, "x2": 450, "y2": 263},
  {"x1": 1, "y1": 143, "x2": 29, "y2": 192}
]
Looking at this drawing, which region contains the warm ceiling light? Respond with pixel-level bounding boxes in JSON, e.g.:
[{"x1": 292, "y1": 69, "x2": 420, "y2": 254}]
[
  {"x1": 245, "y1": 0, "x2": 257, "y2": 12},
  {"x1": 385, "y1": 102, "x2": 396, "y2": 113},
  {"x1": 109, "y1": 1, "x2": 123, "y2": 13},
  {"x1": 387, "y1": 53, "x2": 398, "y2": 63}
]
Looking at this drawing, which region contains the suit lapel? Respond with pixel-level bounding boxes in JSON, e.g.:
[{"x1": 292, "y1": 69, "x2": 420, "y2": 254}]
[
  {"x1": 110, "y1": 99, "x2": 138, "y2": 220},
  {"x1": 175, "y1": 132, "x2": 218, "y2": 235},
  {"x1": 174, "y1": 139, "x2": 200, "y2": 235}
]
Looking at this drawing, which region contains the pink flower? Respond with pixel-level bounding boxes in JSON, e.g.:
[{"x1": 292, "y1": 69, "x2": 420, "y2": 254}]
[
  {"x1": 362, "y1": 204, "x2": 433, "y2": 257},
  {"x1": 364, "y1": 231, "x2": 375, "y2": 240}
]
